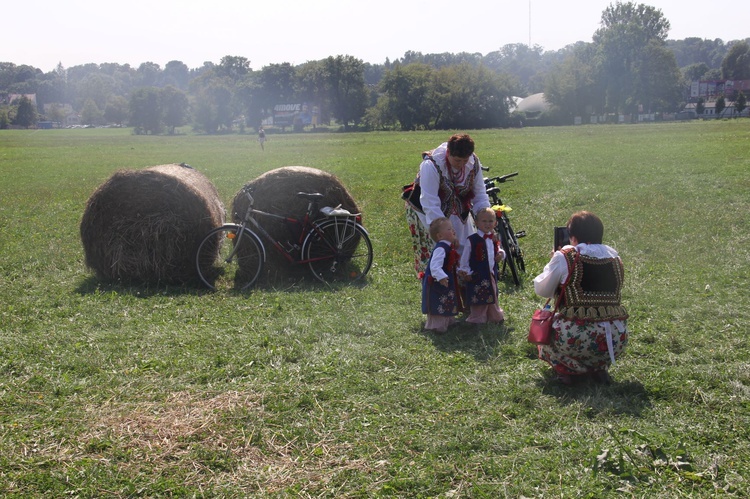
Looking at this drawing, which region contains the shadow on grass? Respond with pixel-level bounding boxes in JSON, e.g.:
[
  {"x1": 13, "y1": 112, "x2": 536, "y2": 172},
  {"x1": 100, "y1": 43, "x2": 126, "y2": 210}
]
[
  {"x1": 74, "y1": 269, "x2": 372, "y2": 298},
  {"x1": 497, "y1": 279, "x2": 527, "y2": 295},
  {"x1": 419, "y1": 320, "x2": 513, "y2": 362},
  {"x1": 74, "y1": 275, "x2": 202, "y2": 298},
  {"x1": 537, "y1": 371, "x2": 652, "y2": 417}
]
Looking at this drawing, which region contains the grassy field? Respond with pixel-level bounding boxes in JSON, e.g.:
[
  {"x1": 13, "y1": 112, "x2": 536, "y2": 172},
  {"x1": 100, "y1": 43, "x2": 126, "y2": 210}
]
[{"x1": 1, "y1": 121, "x2": 749, "y2": 497}]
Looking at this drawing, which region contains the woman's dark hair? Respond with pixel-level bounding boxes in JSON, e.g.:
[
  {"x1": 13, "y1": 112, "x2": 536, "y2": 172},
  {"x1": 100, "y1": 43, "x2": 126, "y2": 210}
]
[
  {"x1": 567, "y1": 211, "x2": 604, "y2": 244},
  {"x1": 446, "y1": 134, "x2": 475, "y2": 158}
]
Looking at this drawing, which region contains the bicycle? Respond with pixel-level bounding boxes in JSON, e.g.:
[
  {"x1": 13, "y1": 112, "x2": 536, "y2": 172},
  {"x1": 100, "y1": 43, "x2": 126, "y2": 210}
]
[
  {"x1": 195, "y1": 189, "x2": 373, "y2": 291},
  {"x1": 482, "y1": 169, "x2": 526, "y2": 286}
]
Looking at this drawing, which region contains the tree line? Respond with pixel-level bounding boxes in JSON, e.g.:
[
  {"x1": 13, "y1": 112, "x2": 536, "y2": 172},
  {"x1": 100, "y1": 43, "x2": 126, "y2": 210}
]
[{"x1": 2, "y1": 2, "x2": 749, "y2": 131}]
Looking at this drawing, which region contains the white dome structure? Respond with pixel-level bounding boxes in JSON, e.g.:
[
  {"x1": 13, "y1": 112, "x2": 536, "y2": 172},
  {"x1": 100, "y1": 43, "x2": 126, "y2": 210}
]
[{"x1": 515, "y1": 93, "x2": 551, "y2": 114}]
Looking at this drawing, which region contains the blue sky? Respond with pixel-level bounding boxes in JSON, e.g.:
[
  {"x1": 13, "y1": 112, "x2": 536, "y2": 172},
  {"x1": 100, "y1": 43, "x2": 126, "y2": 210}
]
[{"x1": 5, "y1": 0, "x2": 748, "y2": 72}]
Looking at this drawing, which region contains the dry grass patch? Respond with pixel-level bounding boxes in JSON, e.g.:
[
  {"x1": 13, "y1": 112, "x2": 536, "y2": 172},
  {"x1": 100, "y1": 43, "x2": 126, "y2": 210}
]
[{"x1": 78, "y1": 390, "x2": 383, "y2": 493}]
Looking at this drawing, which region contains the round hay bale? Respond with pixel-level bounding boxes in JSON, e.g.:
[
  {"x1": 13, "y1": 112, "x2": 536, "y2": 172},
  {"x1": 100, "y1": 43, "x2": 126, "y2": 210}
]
[
  {"x1": 231, "y1": 166, "x2": 360, "y2": 274},
  {"x1": 80, "y1": 163, "x2": 224, "y2": 284}
]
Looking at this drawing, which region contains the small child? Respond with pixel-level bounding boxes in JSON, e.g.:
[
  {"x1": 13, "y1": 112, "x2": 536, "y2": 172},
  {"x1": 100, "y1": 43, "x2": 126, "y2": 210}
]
[
  {"x1": 422, "y1": 217, "x2": 463, "y2": 333},
  {"x1": 458, "y1": 207, "x2": 506, "y2": 325}
]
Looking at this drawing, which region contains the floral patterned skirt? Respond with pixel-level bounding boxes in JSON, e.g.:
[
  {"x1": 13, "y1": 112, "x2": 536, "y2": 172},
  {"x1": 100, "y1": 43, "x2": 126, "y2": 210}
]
[
  {"x1": 405, "y1": 203, "x2": 432, "y2": 277},
  {"x1": 538, "y1": 317, "x2": 628, "y2": 376}
]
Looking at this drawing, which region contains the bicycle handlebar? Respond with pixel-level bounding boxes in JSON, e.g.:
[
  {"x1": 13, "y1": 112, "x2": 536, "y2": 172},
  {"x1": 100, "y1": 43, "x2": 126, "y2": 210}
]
[{"x1": 484, "y1": 172, "x2": 519, "y2": 184}]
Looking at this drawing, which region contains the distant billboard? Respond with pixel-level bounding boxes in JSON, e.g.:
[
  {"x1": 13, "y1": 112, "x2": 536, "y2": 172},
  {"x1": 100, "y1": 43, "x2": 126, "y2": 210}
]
[{"x1": 273, "y1": 103, "x2": 319, "y2": 127}]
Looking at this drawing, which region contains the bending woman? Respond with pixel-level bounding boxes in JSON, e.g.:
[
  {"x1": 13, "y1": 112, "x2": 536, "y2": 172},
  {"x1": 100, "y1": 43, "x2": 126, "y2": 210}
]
[
  {"x1": 405, "y1": 133, "x2": 490, "y2": 277},
  {"x1": 533, "y1": 211, "x2": 629, "y2": 385}
]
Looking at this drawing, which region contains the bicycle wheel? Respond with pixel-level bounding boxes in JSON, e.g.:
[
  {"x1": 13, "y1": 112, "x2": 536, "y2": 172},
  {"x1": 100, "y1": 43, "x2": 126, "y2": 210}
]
[
  {"x1": 504, "y1": 218, "x2": 526, "y2": 273},
  {"x1": 497, "y1": 220, "x2": 520, "y2": 286},
  {"x1": 514, "y1": 244, "x2": 526, "y2": 273},
  {"x1": 302, "y1": 219, "x2": 373, "y2": 284},
  {"x1": 195, "y1": 225, "x2": 265, "y2": 291}
]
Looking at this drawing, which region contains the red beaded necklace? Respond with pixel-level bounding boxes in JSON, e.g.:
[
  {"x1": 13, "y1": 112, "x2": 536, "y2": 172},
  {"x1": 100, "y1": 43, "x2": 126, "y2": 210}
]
[{"x1": 446, "y1": 157, "x2": 466, "y2": 184}]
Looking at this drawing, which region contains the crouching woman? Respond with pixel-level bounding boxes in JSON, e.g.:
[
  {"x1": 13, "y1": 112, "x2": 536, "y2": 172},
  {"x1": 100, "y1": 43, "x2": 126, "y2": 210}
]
[{"x1": 533, "y1": 211, "x2": 629, "y2": 385}]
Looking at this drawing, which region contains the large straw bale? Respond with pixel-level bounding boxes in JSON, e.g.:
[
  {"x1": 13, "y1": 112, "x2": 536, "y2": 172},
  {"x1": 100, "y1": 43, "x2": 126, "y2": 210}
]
[
  {"x1": 231, "y1": 166, "x2": 360, "y2": 272},
  {"x1": 80, "y1": 163, "x2": 224, "y2": 284}
]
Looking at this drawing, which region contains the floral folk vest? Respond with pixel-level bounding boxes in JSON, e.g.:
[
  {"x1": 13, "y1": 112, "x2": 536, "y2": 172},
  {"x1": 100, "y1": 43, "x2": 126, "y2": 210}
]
[{"x1": 422, "y1": 154, "x2": 479, "y2": 220}]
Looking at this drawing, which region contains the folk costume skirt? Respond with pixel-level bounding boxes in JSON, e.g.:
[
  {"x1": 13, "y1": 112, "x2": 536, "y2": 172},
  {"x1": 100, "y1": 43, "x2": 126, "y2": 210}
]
[{"x1": 538, "y1": 317, "x2": 628, "y2": 376}]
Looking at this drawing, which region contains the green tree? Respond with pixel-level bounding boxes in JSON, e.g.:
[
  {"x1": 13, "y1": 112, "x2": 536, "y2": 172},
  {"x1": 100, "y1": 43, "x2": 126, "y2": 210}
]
[
  {"x1": 734, "y1": 91, "x2": 746, "y2": 117},
  {"x1": 235, "y1": 75, "x2": 263, "y2": 128},
  {"x1": 668, "y1": 37, "x2": 726, "y2": 69},
  {"x1": 633, "y1": 41, "x2": 682, "y2": 112},
  {"x1": 593, "y1": 1, "x2": 672, "y2": 114},
  {"x1": 721, "y1": 41, "x2": 750, "y2": 80},
  {"x1": 379, "y1": 63, "x2": 435, "y2": 130},
  {"x1": 191, "y1": 82, "x2": 233, "y2": 133},
  {"x1": 77, "y1": 73, "x2": 115, "y2": 110},
  {"x1": 12, "y1": 95, "x2": 37, "y2": 128},
  {"x1": 363, "y1": 97, "x2": 397, "y2": 130},
  {"x1": 715, "y1": 95, "x2": 726, "y2": 117},
  {"x1": 188, "y1": 58, "x2": 241, "y2": 133},
  {"x1": 80, "y1": 98, "x2": 103, "y2": 125},
  {"x1": 236, "y1": 62, "x2": 300, "y2": 129},
  {"x1": 35, "y1": 65, "x2": 67, "y2": 109},
  {"x1": 681, "y1": 63, "x2": 709, "y2": 83},
  {"x1": 215, "y1": 55, "x2": 251, "y2": 82},
  {"x1": 696, "y1": 97, "x2": 705, "y2": 115},
  {"x1": 136, "y1": 62, "x2": 161, "y2": 87},
  {"x1": 0, "y1": 64, "x2": 42, "y2": 94},
  {"x1": 129, "y1": 87, "x2": 162, "y2": 134},
  {"x1": 323, "y1": 55, "x2": 368, "y2": 129},
  {"x1": 163, "y1": 60, "x2": 190, "y2": 90},
  {"x1": 104, "y1": 96, "x2": 129, "y2": 125},
  {"x1": 161, "y1": 85, "x2": 189, "y2": 134},
  {"x1": 703, "y1": 68, "x2": 722, "y2": 80},
  {"x1": 0, "y1": 107, "x2": 9, "y2": 129},
  {"x1": 296, "y1": 61, "x2": 330, "y2": 123},
  {"x1": 259, "y1": 63, "x2": 297, "y2": 104},
  {"x1": 544, "y1": 42, "x2": 604, "y2": 118},
  {"x1": 483, "y1": 43, "x2": 547, "y2": 94},
  {"x1": 431, "y1": 63, "x2": 511, "y2": 129},
  {"x1": 46, "y1": 103, "x2": 67, "y2": 124}
]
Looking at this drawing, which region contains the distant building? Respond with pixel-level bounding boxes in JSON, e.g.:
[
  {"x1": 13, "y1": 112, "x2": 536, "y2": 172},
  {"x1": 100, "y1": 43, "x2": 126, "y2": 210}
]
[
  {"x1": 683, "y1": 100, "x2": 749, "y2": 118},
  {"x1": 6, "y1": 93, "x2": 37, "y2": 106},
  {"x1": 515, "y1": 93, "x2": 551, "y2": 118},
  {"x1": 690, "y1": 80, "x2": 750, "y2": 100}
]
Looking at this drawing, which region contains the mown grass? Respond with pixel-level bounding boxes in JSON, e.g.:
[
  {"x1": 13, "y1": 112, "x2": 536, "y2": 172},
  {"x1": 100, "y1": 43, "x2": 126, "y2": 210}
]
[{"x1": 1, "y1": 122, "x2": 749, "y2": 497}]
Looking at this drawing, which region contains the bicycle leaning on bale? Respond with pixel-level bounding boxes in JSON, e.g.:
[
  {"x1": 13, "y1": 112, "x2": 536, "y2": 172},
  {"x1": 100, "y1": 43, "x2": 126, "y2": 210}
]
[
  {"x1": 482, "y1": 168, "x2": 526, "y2": 286},
  {"x1": 195, "y1": 189, "x2": 373, "y2": 291}
]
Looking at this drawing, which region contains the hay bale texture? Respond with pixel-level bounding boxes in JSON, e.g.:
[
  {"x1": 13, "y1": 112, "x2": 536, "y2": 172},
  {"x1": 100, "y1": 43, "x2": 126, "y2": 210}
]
[
  {"x1": 81, "y1": 163, "x2": 224, "y2": 284},
  {"x1": 231, "y1": 166, "x2": 360, "y2": 272}
]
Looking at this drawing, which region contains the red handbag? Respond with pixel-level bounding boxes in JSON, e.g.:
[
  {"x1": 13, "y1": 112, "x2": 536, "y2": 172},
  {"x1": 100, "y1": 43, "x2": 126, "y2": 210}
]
[
  {"x1": 528, "y1": 252, "x2": 578, "y2": 345},
  {"x1": 527, "y1": 302, "x2": 556, "y2": 345}
]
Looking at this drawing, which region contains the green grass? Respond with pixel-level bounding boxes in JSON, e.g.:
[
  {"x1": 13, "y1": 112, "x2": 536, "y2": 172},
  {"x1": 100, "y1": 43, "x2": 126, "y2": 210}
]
[{"x1": 1, "y1": 122, "x2": 749, "y2": 497}]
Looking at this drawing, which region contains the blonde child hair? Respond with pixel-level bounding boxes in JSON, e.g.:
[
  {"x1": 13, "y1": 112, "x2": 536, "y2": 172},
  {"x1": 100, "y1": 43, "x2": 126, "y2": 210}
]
[
  {"x1": 475, "y1": 206, "x2": 497, "y2": 221},
  {"x1": 428, "y1": 217, "x2": 451, "y2": 242}
]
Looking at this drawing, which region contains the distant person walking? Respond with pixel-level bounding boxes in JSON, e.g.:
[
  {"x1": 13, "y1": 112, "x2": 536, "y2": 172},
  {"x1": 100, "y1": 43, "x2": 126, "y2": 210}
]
[{"x1": 258, "y1": 127, "x2": 266, "y2": 150}]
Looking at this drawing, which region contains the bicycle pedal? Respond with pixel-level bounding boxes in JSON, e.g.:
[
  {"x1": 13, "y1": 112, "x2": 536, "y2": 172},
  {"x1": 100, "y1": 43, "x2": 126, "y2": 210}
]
[
  {"x1": 515, "y1": 231, "x2": 526, "y2": 238},
  {"x1": 283, "y1": 242, "x2": 299, "y2": 252}
]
